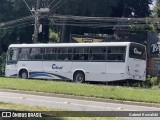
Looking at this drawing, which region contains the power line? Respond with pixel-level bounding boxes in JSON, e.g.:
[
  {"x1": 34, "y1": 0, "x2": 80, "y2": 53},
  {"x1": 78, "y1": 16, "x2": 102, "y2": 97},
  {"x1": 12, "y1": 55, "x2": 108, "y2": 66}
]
[
  {"x1": 48, "y1": 0, "x2": 57, "y2": 7},
  {"x1": 22, "y1": 0, "x2": 34, "y2": 16},
  {"x1": 47, "y1": 0, "x2": 66, "y2": 16},
  {"x1": 4, "y1": 22, "x2": 33, "y2": 31},
  {"x1": 50, "y1": 0, "x2": 67, "y2": 15},
  {"x1": 49, "y1": 15, "x2": 160, "y2": 24},
  {"x1": 1, "y1": 13, "x2": 160, "y2": 32},
  {"x1": 0, "y1": 15, "x2": 34, "y2": 29},
  {"x1": 0, "y1": 15, "x2": 158, "y2": 30},
  {"x1": 2, "y1": 14, "x2": 160, "y2": 28},
  {"x1": 1, "y1": 0, "x2": 157, "y2": 34}
]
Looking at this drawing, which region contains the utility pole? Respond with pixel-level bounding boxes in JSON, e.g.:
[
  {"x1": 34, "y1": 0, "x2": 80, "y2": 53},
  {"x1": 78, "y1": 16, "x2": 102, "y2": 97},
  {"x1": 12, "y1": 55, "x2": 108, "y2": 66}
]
[
  {"x1": 23, "y1": 0, "x2": 50, "y2": 43},
  {"x1": 33, "y1": 0, "x2": 41, "y2": 43}
]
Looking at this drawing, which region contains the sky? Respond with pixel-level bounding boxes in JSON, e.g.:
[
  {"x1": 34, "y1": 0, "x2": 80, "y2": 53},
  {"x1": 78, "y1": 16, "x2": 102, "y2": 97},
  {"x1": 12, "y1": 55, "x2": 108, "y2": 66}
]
[
  {"x1": 153, "y1": 0, "x2": 156, "y2": 5},
  {"x1": 150, "y1": 0, "x2": 156, "y2": 10}
]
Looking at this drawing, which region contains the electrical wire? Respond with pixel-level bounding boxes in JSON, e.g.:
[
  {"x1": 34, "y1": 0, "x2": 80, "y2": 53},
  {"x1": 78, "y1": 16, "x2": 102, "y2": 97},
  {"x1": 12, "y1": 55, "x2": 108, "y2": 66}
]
[
  {"x1": 2, "y1": 21, "x2": 33, "y2": 31},
  {"x1": 4, "y1": 23, "x2": 33, "y2": 31},
  {"x1": 1, "y1": 13, "x2": 160, "y2": 32},
  {"x1": 47, "y1": 0, "x2": 57, "y2": 7},
  {"x1": 47, "y1": 0, "x2": 67, "y2": 16},
  {"x1": 0, "y1": 15, "x2": 34, "y2": 29},
  {"x1": 49, "y1": 14, "x2": 160, "y2": 24},
  {"x1": 22, "y1": 0, "x2": 34, "y2": 16},
  {"x1": 1, "y1": 0, "x2": 156, "y2": 33}
]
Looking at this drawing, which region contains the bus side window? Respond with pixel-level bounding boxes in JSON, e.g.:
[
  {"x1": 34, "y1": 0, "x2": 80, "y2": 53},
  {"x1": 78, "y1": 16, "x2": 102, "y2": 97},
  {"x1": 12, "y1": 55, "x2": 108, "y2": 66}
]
[
  {"x1": 18, "y1": 48, "x2": 30, "y2": 60},
  {"x1": 107, "y1": 46, "x2": 126, "y2": 62},
  {"x1": 57, "y1": 48, "x2": 72, "y2": 61},
  {"x1": 29, "y1": 48, "x2": 43, "y2": 60},
  {"x1": 73, "y1": 47, "x2": 89, "y2": 61},
  {"x1": 43, "y1": 48, "x2": 57, "y2": 61},
  {"x1": 89, "y1": 47, "x2": 106, "y2": 61}
]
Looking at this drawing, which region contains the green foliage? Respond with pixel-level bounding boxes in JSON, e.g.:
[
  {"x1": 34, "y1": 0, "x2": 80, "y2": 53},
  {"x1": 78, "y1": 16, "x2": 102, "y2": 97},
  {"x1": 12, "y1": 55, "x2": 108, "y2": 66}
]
[
  {"x1": 152, "y1": 0, "x2": 160, "y2": 32},
  {"x1": 111, "y1": 75, "x2": 159, "y2": 88},
  {"x1": 57, "y1": 0, "x2": 152, "y2": 17},
  {"x1": 57, "y1": 0, "x2": 118, "y2": 17},
  {"x1": 0, "y1": 53, "x2": 6, "y2": 77},
  {"x1": 0, "y1": 0, "x2": 33, "y2": 50},
  {"x1": 54, "y1": 0, "x2": 152, "y2": 42},
  {"x1": 144, "y1": 75, "x2": 159, "y2": 87},
  {"x1": 49, "y1": 29, "x2": 60, "y2": 43},
  {"x1": 154, "y1": 0, "x2": 160, "y2": 17},
  {"x1": 112, "y1": 0, "x2": 152, "y2": 17},
  {"x1": 127, "y1": 76, "x2": 159, "y2": 88},
  {"x1": 0, "y1": 0, "x2": 153, "y2": 50},
  {"x1": 0, "y1": 0, "x2": 31, "y2": 22}
]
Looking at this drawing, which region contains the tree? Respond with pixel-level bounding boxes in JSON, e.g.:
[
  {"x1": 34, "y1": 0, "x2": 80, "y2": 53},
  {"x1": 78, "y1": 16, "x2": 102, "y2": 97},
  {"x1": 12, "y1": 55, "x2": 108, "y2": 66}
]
[
  {"x1": 51, "y1": 0, "x2": 152, "y2": 42},
  {"x1": 0, "y1": 0, "x2": 34, "y2": 54},
  {"x1": 0, "y1": 0, "x2": 12, "y2": 22},
  {"x1": 52, "y1": 0, "x2": 119, "y2": 42},
  {"x1": 155, "y1": 0, "x2": 160, "y2": 17},
  {"x1": 112, "y1": 0, "x2": 152, "y2": 17},
  {"x1": 0, "y1": 0, "x2": 153, "y2": 46},
  {"x1": 0, "y1": 0, "x2": 32, "y2": 22}
]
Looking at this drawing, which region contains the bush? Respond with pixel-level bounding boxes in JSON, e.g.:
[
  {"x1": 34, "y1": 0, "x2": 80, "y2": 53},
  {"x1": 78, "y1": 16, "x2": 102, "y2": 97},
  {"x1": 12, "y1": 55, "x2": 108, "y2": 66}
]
[
  {"x1": 0, "y1": 53, "x2": 6, "y2": 76},
  {"x1": 122, "y1": 76, "x2": 159, "y2": 88},
  {"x1": 142, "y1": 75, "x2": 158, "y2": 88}
]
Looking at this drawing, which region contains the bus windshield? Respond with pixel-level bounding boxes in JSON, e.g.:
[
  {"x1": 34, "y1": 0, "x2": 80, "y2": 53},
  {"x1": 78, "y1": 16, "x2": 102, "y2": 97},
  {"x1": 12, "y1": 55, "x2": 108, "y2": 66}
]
[
  {"x1": 129, "y1": 43, "x2": 146, "y2": 60},
  {"x1": 7, "y1": 48, "x2": 18, "y2": 64}
]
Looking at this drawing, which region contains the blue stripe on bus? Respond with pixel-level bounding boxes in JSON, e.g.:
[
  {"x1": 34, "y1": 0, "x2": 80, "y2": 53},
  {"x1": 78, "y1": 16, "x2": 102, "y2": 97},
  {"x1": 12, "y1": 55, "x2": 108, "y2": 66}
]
[
  {"x1": 29, "y1": 72, "x2": 71, "y2": 80},
  {"x1": 10, "y1": 72, "x2": 71, "y2": 80},
  {"x1": 11, "y1": 74, "x2": 17, "y2": 77},
  {"x1": 29, "y1": 73, "x2": 52, "y2": 78}
]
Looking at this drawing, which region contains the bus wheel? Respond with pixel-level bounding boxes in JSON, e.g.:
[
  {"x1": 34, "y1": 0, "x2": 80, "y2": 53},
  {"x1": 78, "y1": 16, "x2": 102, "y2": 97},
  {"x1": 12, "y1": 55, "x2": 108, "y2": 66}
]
[
  {"x1": 74, "y1": 72, "x2": 85, "y2": 83},
  {"x1": 20, "y1": 70, "x2": 28, "y2": 79}
]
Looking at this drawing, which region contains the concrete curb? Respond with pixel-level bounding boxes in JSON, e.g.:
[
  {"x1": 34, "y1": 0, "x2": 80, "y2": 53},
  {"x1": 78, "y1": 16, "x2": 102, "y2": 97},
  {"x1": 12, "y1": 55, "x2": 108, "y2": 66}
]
[{"x1": 0, "y1": 89, "x2": 160, "y2": 108}]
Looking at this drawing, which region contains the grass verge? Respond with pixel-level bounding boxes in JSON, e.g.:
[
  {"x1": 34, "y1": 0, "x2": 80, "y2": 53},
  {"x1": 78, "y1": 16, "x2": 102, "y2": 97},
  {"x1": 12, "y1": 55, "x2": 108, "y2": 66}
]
[
  {"x1": 0, "y1": 77, "x2": 160, "y2": 103},
  {"x1": 0, "y1": 102, "x2": 121, "y2": 120}
]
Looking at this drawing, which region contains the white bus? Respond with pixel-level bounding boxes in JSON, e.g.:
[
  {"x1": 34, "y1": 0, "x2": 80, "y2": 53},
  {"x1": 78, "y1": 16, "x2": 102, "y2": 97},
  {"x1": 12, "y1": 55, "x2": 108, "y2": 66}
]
[{"x1": 5, "y1": 42, "x2": 146, "y2": 82}]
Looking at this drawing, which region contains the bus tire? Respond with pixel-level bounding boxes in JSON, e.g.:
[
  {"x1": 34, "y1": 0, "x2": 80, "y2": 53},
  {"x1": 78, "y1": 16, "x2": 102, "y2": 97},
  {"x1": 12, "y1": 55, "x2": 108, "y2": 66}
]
[
  {"x1": 19, "y1": 70, "x2": 28, "y2": 79},
  {"x1": 73, "y1": 71, "x2": 85, "y2": 83}
]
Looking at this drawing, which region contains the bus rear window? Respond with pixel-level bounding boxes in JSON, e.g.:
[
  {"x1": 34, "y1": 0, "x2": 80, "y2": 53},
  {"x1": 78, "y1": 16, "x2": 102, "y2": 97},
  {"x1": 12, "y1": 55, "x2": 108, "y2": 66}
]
[{"x1": 129, "y1": 43, "x2": 146, "y2": 60}]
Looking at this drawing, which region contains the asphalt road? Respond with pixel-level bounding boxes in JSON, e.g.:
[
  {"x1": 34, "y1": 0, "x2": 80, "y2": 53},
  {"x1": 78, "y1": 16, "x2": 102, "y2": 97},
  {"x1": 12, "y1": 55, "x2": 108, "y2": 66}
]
[{"x1": 0, "y1": 91, "x2": 160, "y2": 120}]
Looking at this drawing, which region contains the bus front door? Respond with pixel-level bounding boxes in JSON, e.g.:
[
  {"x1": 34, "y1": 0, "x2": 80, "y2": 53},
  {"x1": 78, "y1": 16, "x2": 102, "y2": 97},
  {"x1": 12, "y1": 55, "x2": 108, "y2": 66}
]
[{"x1": 5, "y1": 48, "x2": 18, "y2": 77}]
